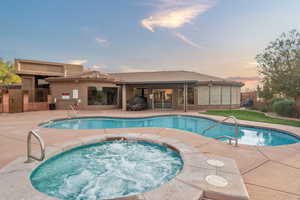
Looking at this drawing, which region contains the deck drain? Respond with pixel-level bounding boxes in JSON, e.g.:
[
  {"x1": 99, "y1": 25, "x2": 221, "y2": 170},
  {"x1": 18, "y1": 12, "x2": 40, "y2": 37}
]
[
  {"x1": 205, "y1": 175, "x2": 228, "y2": 187},
  {"x1": 207, "y1": 159, "x2": 225, "y2": 167}
]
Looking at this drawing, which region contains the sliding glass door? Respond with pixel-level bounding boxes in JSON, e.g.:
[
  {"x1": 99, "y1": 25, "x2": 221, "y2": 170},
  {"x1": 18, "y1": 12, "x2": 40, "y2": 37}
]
[{"x1": 152, "y1": 89, "x2": 173, "y2": 109}]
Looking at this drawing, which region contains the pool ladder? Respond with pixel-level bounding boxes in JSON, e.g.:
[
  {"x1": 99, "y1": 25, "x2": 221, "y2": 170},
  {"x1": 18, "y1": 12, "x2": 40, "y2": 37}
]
[
  {"x1": 67, "y1": 105, "x2": 78, "y2": 118},
  {"x1": 25, "y1": 130, "x2": 45, "y2": 163},
  {"x1": 202, "y1": 116, "x2": 240, "y2": 147}
]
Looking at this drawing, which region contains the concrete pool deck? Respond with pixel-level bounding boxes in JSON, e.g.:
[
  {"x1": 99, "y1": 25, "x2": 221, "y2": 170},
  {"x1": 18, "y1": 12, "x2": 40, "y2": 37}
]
[
  {"x1": 0, "y1": 133, "x2": 249, "y2": 200},
  {"x1": 0, "y1": 110, "x2": 300, "y2": 199}
]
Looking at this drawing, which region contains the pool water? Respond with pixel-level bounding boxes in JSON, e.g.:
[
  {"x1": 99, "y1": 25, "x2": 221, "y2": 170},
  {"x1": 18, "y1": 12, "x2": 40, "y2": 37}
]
[
  {"x1": 31, "y1": 140, "x2": 183, "y2": 200},
  {"x1": 42, "y1": 115, "x2": 300, "y2": 146}
]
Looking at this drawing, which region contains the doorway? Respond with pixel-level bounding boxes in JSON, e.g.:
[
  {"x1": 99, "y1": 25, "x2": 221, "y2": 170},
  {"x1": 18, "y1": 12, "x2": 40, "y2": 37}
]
[{"x1": 152, "y1": 89, "x2": 173, "y2": 109}]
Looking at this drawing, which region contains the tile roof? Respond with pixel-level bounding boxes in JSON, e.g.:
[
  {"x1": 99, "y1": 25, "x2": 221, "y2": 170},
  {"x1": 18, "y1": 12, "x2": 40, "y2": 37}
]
[
  {"x1": 46, "y1": 70, "x2": 244, "y2": 86},
  {"x1": 110, "y1": 70, "x2": 244, "y2": 86},
  {"x1": 46, "y1": 70, "x2": 119, "y2": 83}
]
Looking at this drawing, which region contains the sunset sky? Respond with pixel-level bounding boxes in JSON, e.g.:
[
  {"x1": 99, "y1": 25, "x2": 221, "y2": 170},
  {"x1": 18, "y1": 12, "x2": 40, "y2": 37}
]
[{"x1": 1, "y1": 0, "x2": 300, "y2": 89}]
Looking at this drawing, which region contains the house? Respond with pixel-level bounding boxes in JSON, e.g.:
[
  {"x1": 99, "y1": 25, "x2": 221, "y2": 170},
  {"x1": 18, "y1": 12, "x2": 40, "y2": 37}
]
[
  {"x1": 46, "y1": 71, "x2": 120, "y2": 110},
  {"x1": 112, "y1": 71, "x2": 244, "y2": 111},
  {"x1": 15, "y1": 59, "x2": 83, "y2": 103},
  {"x1": 14, "y1": 59, "x2": 244, "y2": 111}
]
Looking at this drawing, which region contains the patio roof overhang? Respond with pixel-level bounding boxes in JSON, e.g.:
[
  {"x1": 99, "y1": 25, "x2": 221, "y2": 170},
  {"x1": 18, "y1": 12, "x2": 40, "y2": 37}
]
[
  {"x1": 117, "y1": 80, "x2": 198, "y2": 86},
  {"x1": 196, "y1": 81, "x2": 245, "y2": 87},
  {"x1": 45, "y1": 78, "x2": 119, "y2": 84},
  {"x1": 117, "y1": 80, "x2": 244, "y2": 87}
]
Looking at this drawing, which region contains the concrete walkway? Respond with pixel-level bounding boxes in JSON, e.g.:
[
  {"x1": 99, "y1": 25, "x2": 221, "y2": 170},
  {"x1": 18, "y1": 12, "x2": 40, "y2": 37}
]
[{"x1": 0, "y1": 110, "x2": 300, "y2": 200}]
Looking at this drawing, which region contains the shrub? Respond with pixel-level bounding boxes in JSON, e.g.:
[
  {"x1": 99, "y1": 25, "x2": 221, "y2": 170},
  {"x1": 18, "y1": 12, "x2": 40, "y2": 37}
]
[
  {"x1": 273, "y1": 99, "x2": 296, "y2": 117},
  {"x1": 268, "y1": 98, "x2": 285, "y2": 106},
  {"x1": 259, "y1": 106, "x2": 268, "y2": 112}
]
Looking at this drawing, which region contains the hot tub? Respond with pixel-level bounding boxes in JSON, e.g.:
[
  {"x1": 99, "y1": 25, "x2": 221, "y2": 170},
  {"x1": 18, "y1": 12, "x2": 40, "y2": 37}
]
[{"x1": 30, "y1": 139, "x2": 183, "y2": 200}]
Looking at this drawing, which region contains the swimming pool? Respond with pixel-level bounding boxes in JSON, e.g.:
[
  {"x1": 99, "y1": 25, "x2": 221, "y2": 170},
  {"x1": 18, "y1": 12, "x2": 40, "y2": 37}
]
[
  {"x1": 42, "y1": 115, "x2": 300, "y2": 146},
  {"x1": 31, "y1": 140, "x2": 183, "y2": 200}
]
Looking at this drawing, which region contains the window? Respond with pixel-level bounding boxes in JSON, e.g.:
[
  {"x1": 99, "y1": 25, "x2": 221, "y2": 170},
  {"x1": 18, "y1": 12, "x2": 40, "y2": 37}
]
[
  {"x1": 133, "y1": 88, "x2": 149, "y2": 97},
  {"x1": 178, "y1": 88, "x2": 194, "y2": 104},
  {"x1": 88, "y1": 87, "x2": 118, "y2": 105},
  {"x1": 133, "y1": 88, "x2": 143, "y2": 97}
]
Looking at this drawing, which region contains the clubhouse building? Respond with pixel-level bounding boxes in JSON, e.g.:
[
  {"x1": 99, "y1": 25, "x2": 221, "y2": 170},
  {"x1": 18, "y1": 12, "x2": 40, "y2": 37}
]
[{"x1": 14, "y1": 59, "x2": 244, "y2": 112}]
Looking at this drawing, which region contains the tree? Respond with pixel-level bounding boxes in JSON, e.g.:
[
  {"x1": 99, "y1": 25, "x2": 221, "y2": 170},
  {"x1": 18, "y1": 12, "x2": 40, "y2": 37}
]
[
  {"x1": 257, "y1": 83, "x2": 273, "y2": 101},
  {"x1": 256, "y1": 30, "x2": 300, "y2": 98},
  {"x1": 0, "y1": 59, "x2": 21, "y2": 85}
]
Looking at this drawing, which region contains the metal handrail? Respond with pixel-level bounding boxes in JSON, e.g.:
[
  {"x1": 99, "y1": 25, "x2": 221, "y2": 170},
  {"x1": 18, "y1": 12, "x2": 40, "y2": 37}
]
[
  {"x1": 202, "y1": 116, "x2": 239, "y2": 147},
  {"x1": 25, "y1": 130, "x2": 45, "y2": 163},
  {"x1": 67, "y1": 104, "x2": 78, "y2": 118}
]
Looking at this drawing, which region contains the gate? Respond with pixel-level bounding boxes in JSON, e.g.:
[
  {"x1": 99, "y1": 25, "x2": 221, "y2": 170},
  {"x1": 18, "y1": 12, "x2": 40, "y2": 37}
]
[{"x1": 9, "y1": 89, "x2": 23, "y2": 113}]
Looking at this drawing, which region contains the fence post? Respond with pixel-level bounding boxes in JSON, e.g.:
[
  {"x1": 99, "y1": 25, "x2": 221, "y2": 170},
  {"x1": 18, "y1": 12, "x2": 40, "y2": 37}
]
[
  {"x1": 2, "y1": 92, "x2": 9, "y2": 113},
  {"x1": 23, "y1": 92, "x2": 29, "y2": 112},
  {"x1": 47, "y1": 95, "x2": 52, "y2": 110}
]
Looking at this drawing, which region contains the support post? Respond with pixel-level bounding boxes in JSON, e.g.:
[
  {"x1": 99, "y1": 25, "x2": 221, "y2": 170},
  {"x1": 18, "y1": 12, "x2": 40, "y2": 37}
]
[
  {"x1": 117, "y1": 87, "x2": 120, "y2": 108},
  {"x1": 47, "y1": 95, "x2": 52, "y2": 104},
  {"x1": 2, "y1": 92, "x2": 9, "y2": 113},
  {"x1": 230, "y1": 86, "x2": 232, "y2": 110},
  {"x1": 183, "y1": 82, "x2": 187, "y2": 112},
  {"x1": 149, "y1": 88, "x2": 154, "y2": 110},
  {"x1": 23, "y1": 92, "x2": 29, "y2": 112},
  {"x1": 220, "y1": 86, "x2": 223, "y2": 105},
  {"x1": 208, "y1": 82, "x2": 212, "y2": 105},
  {"x1": 122, "y1": 84, "x2": 127, "y2": 111}
]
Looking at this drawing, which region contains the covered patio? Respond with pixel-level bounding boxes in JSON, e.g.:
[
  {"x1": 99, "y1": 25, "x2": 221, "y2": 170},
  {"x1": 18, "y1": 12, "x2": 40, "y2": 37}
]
[
  {"x1": 120, "y1": 81, "x2": 195, "y2": 112},
  {"x1": 112, "y1": 71, "x2": 244, "y2": 112}
]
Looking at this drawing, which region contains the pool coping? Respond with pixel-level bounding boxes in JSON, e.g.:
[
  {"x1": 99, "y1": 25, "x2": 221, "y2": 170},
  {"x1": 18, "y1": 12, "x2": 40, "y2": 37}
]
[
  {"x1": 0, "y1": 133, "x2": 249, "y2": 200},
  {"x1": 38, "y1": 114, "x2": 300, "y2": 147}
]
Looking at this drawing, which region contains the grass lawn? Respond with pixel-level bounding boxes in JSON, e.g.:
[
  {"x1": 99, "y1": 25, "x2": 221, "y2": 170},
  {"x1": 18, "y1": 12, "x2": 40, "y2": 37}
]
[{"x1": 201, "y1": 109, "x2": 300, "y2": 127}]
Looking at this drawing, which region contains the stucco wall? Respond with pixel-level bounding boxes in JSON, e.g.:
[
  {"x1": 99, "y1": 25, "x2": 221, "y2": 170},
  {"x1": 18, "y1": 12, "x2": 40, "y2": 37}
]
[
  {"x1": 17, "y1": 60, "x2": 83, "y2": 76},
  {"x1": 50, "y1": 81, "x2": 119, "y2": 110}
]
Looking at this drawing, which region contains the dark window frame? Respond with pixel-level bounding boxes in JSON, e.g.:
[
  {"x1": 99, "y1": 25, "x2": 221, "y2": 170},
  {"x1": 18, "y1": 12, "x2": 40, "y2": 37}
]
[
  {"x1": 178, "y1": 88, "x2": 195, "y2": 105},
  {"x1": 88, "y1": 87, "x2": 118, "y2": 106}
]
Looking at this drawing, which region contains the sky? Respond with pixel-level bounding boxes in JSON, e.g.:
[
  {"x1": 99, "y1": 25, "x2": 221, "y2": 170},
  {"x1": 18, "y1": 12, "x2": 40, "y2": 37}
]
[{"x1": 1, "y1": 0, "x2": 300, "y2": 89}]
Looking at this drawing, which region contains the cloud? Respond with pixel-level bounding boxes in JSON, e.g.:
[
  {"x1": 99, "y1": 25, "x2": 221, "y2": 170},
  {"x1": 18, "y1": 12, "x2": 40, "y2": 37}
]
[
  {"x1": 141, "y1": 0, "x2": 215, "y2": 32},
  {"x1": 227, "y1": 76, "x2": 261, "y2": 89},
  {"x1": 68, "y1": 59, "x2": 87, "y2": 65},
  {"x1": 90, "y1": 64, "x2": 108, "y2": 71},
  {"x1": 174, "y1": 32, "x2": 202, "y2": 49},
  {"x1": 96, "y1": 37, "x2": 109, "y2": 46}
]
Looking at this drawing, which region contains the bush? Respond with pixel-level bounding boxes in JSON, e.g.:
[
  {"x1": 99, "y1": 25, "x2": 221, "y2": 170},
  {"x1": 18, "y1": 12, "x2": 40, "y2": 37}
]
[
  {"x1": 259, "y1": 106, "x2": 268, "y2": 112},
  {"x1": 273, "y1": 99, "x2": 296, "y2": 117},
  {"x1": 268, "y1": 98, "x2": 285, "y2": 106},
  {"x1": 248, "y1": 104, "x2": 268, "y2": 112}
]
